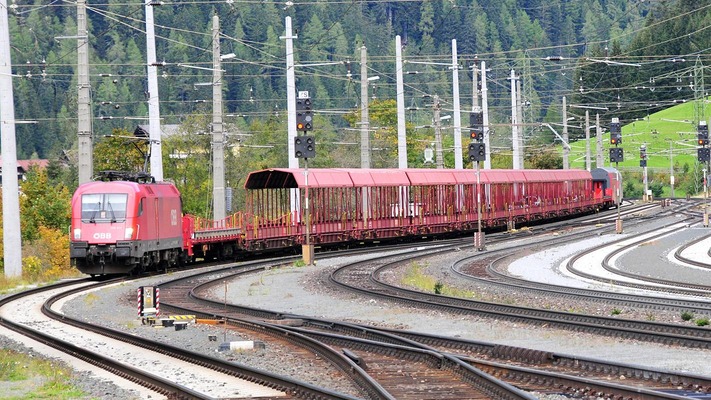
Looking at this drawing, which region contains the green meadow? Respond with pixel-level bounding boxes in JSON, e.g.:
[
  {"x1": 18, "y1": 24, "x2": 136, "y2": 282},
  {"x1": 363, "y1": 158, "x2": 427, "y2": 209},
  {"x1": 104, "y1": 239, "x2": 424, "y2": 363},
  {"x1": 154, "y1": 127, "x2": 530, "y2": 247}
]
[
  {"x1": 567, "y1": 101, "x2": 703, "y2": 170},
  {"x1": 562, "y1": 100, "x2": 710, "y2": 199}
]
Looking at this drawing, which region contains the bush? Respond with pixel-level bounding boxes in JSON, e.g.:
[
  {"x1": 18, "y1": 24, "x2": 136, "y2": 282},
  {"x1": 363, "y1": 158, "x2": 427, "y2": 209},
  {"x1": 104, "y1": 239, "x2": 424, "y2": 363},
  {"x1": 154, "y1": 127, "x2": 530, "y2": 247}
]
[
  {"x1": 696, "y1": 317, "x2": 709, "y2": 327},
  {"x1": 22, "y1": 256, "x2": 43, "y2": 280},
  {"x1": 22, "y1": 227, "x2": 74, "y2": 281},
  {"x1": 681, "y1": 311, "x2": 694, "y2": 321}
]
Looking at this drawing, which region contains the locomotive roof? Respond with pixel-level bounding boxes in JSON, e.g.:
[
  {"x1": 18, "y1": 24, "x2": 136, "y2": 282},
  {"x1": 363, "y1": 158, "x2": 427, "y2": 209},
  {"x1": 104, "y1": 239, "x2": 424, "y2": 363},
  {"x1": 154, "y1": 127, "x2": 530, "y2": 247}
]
[{"x1": 245, "y1": 168, "x2": 593, "y2": 189}]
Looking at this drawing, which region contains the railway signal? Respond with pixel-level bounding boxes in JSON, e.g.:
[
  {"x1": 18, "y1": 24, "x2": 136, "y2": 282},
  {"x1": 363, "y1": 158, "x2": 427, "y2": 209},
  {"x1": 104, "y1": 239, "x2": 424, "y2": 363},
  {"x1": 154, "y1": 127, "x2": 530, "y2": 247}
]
[
  {"x1": 296, "y1": 97, "x2": 313, "y2": 132},
  {"x1": 294, "y1": 135, "x2": 316, "y2": 159},
  {"x1": 699, "y1": 148, "x2": 710, "y2": 163},
  {"x1": 698, "y1": 121, "x2": 709, "y2": 146},
  {"x1": 639, "y1": 144, "x2": 647, "y2": 168},
  {"x1": 469, "y1": 111, "x2": 483, "y2": 141},
  {"x1": 468, "y1": 142, "x2": 486, "y2": 162},
  {"x1": 610, "y1": 117, "x2": 622, "y2": 145},
  {"x1": 609, "y1": 147, "x2": 624, "y2": 163}
]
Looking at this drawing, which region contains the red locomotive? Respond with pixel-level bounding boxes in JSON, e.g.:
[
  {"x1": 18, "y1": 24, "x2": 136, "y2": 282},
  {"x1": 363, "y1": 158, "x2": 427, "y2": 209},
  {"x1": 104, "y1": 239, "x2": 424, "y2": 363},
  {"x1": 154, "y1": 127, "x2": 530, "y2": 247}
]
[
  {"x1": 70, "y1": 168, "x2": 620, "y2": 275},
  {"x1": 70, "y1": 172, "x2": 185, "y2": 275}
]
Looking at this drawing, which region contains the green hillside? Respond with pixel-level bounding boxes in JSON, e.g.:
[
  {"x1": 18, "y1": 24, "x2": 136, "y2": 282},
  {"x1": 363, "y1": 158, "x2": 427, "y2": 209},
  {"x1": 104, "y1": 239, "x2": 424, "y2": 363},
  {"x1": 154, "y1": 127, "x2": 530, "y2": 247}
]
[{"x1": 567, "y1": 101, "x2": 704, "y2": 171}]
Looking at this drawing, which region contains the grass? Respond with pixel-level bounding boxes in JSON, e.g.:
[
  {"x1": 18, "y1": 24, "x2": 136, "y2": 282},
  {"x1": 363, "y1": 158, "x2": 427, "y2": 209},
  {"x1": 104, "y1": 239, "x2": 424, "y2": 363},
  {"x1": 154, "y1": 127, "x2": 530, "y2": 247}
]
[
  {"x1": 0, "y1": 270, "x2": 83, "y2": 296},
  {"x1": 681, "y1": 311, "x2": 695, "y2": 321},
  {"x1": 565, "y1": 99, "x2": 705, "y2": 171},
  {"x1": 401, "y1": 263, "x2": 476, "y2": 298},
  {"x1": 0, "y1": 276, "x2": 34, "y2": 296},
  {"x1": 83, "y1": 292, "x2": 99, "y2": 306},
  {"x1": 0, "y1": 349, "x2": 85, "y2": 399}
]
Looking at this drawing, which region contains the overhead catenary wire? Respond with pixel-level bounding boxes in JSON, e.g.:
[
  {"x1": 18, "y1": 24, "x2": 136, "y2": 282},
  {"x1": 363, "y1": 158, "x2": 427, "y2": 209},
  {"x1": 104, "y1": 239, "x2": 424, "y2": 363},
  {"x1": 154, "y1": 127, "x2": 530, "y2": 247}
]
[{"x1": 7, "y1": 0, "x2": 711, "y2": 137}]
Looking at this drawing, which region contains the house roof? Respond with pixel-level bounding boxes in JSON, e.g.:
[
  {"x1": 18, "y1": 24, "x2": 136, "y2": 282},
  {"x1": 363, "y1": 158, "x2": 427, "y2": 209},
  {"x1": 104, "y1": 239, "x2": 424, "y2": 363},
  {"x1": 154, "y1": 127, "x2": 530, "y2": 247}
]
[{"x1": 0, "y1": 158, "x2": 49, "y2": 171}]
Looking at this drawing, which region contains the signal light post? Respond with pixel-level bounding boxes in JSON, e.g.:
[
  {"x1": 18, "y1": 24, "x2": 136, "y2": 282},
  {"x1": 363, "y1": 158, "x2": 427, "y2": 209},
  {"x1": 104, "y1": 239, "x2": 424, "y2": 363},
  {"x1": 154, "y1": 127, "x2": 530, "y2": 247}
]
[
  {"x1": 698, "y1": 121, "x2": 709, "y2": 227},
  {"x1": 609, "y1": 118, "x2": 623, "y2": 234},
  {"x1": 295, "y1": 94, "x2": 315, "y2": 264},
  {"x1": 469, "y1": 111, "x2": 486, "y2": 251},
  {"x1": 640, "y1": 144, "x2": 649, "y2": 202}
]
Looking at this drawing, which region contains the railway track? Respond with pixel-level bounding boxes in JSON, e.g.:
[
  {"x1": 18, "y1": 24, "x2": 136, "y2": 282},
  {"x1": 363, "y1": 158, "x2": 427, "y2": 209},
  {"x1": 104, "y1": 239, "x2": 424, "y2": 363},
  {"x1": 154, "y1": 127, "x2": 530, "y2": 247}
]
[
  {"x1": 453, "y1": 216, "x2": 711, "y2": 314},
  {"x1": 0, "y1": 275, "x2": 369, "y2": 400},
  {"x1": 153, "y1": 263, "x2": 698, "y2": 399},
  {"x1": 153, "y1": 242, "x2": 711, "y2": 399},
  {"x1": 2, "y1": 200, "x2": 701, "y2": 399},
  {"x1": 331, "y1": 242, "x2": 711, "y2": 349},
  {"x1": 154, "y1": 204, "x2": 710, "y2": 399},
  {"x1": 0, "y1": 279, "x2": 214, "y2": 399},
  {"x1": 157, "y1": 258, "x2": 534, "y2": 399}
]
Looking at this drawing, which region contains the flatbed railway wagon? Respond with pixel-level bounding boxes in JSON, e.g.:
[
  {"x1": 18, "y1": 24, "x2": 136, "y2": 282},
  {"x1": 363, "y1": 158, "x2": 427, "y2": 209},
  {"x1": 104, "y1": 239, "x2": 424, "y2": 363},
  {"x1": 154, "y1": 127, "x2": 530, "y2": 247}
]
[{"x1": 241, "y1": 167, "x2": 618, "y2": 251}]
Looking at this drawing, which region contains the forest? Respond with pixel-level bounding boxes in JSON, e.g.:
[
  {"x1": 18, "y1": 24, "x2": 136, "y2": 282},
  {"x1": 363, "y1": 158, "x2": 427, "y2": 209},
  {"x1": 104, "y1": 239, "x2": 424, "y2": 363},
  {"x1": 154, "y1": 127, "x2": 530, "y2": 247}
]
[{"x1": 4, "y1": 0, "x2": 711, "y2": 210}]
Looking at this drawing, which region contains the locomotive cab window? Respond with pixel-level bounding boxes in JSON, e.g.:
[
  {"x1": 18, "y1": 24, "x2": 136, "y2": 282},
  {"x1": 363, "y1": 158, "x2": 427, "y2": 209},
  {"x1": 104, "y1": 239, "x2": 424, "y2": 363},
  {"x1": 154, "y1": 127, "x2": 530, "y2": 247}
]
[{"x1": 81, "y1": 193, "x2": 128, "y2": 222}]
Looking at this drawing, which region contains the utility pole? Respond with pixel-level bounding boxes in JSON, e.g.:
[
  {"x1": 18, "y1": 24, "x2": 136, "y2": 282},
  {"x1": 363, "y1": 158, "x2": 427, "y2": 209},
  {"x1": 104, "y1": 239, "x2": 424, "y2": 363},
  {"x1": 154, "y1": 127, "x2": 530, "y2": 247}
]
[
  {"x1": 0, "y1": 0, "x2": 22, "y2": 278},
  {"x1": 694, "y1": 56, "x2": 705, "y2": 126},
  {"x1": 145, "y1": 0, "x2": 163, "y2": 181},
  {"x1": 281, "y1": 17, "x2": 299, "y2": 214},
  {"x1": 596, "y1": 113, "x2": 602, "y2": 168},
  {"x1": 360, "y1": 45, "x2": 370, "y2": 168},
  {"x1": 471, "y1": 59, "x2": 478, "y2": 111},
  {"x1": 516, "y1": 78, "x2": 524, "y2": 169},
  {"x1": 433, "y1": 95, "x2": 443, "y2": 169},
  {"x1": 395, "y1": 35, "x2": 407, "y2": 169},
  {"x1": 481, "y1": 61, "x2": 491, "y2": 169},
  {"x1": 77, "y1": 0, "x2": 92, "y2": 184},
  {"x1": 510, "y1": 70, "x2": 520, "y2": 169},
  {"x1": 585, "y1": 110, "x2": 591, "y2": 171},
  {"x1": 670, "y1": 140, "x2": 675, "y2": 199},
  {"x1": 522, "y1": 53, "x2": 533, "y2": 140},
  {"x1": 562, "y1": 97, "x2": 569, "y2": 169},
  {"x1": 281, "y1": 17, "x2": 298, "y2": 170},
  {"x1": 211, "y1": 15, "x2": 226, "y2": 221},
  {"x1": 451, "y1": 39, "x2": 463, "y2": 169}
]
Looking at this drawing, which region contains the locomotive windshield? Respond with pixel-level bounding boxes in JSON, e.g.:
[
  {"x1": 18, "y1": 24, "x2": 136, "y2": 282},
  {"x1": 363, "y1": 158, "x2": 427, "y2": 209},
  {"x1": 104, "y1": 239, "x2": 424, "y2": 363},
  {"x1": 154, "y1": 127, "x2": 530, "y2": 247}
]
[{"x1": 81, "y1": 193, "x2": 128, "y2": 223}]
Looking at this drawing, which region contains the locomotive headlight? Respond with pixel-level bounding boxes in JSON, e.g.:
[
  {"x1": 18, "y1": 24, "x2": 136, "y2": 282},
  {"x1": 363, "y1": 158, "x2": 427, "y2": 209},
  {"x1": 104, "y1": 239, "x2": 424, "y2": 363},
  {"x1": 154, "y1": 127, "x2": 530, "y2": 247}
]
[
  {"x1": 124, "y1": 227, "x2": 134, "y2": 240},
  {"x1": 73, "y1": 229, "x2": 81, "y2": 240}
]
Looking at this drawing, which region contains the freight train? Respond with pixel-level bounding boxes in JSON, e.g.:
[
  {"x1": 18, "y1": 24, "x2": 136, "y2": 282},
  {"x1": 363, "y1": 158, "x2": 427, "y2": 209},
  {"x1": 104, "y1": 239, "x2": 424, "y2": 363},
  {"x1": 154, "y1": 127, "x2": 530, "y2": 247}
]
[{"x1": 70, "y1": 167, "x2": 621, "y2": 275}]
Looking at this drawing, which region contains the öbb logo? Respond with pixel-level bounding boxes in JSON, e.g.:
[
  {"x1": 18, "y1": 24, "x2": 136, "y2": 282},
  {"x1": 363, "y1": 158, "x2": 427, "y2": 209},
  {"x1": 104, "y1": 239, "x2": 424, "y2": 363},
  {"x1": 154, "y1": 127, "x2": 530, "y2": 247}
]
[{"x1": 93, "y1": 232, "x2": 112, "y2": 240}]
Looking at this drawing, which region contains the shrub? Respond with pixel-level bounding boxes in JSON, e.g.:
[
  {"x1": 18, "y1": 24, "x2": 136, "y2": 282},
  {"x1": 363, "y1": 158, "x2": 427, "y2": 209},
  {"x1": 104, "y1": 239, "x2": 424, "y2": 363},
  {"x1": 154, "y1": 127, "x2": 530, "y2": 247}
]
[
  {"x1": 681, "y1": 311, "x2": 694, "y2": 321},
  {"x1": 22, "y1": 227, "x2": 74, "y2": 281},
  {"x1": 696, "y1": 317, "x2": 709, "y2": 327},
  {"x1": 22, "y1": 256, "x2": 43, "y2": 280}
]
